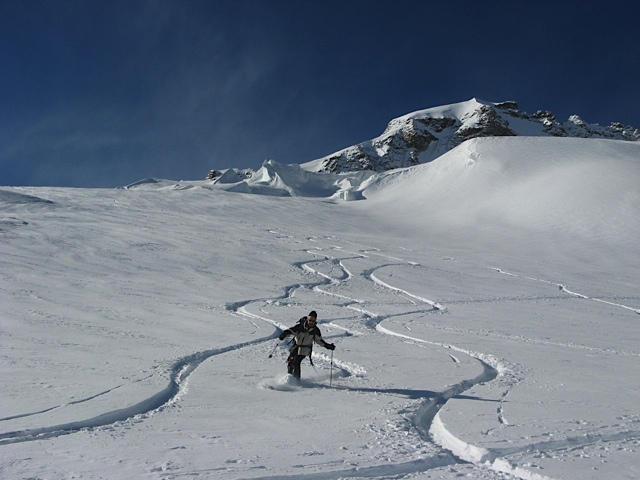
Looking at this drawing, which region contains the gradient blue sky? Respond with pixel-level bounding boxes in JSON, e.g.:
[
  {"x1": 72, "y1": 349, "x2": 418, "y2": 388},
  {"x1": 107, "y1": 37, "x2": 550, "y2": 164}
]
[{"x1": 2, "y1": 0, "x2": 639, "y2": 187}]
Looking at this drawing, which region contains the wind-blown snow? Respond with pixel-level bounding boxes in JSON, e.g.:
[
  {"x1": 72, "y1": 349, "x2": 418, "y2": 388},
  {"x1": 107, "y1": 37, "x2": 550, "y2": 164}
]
[{"x1": 1, "y1": 136, "x2": 639, "y2": 479}]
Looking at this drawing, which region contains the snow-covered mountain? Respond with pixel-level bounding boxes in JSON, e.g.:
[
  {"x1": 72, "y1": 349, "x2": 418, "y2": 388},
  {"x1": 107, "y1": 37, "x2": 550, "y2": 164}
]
[
  {"x1": 300, "y1": 98, "x2": 640, "y2": 173},
  {"x1": 197, "y1": 99, "x2": 639, "y2": 199},
  {"x1": 2, "y1": 133, "x2": 639, "y2": 479},
  {"x1": 198, "y1": 98, "x2": 640, "y2": 200}
]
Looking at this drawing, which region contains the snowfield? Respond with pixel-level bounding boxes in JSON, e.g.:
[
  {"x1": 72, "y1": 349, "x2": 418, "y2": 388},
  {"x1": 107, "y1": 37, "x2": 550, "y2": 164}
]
[{"x1": 1, "y1": 137, "x2": 639, "y2": 479}]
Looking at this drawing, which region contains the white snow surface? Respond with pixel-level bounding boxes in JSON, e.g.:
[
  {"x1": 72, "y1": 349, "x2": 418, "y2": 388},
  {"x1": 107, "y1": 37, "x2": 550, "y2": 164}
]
[{"x1": 1, "y1": 137, "x2": 639, "y2": 479}]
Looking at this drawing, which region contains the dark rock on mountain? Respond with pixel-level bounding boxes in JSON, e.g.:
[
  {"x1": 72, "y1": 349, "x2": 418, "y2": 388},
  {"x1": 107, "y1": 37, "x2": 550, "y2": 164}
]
[{"x1": 303, "y1": 98, "x2": 639, "y2": 174}]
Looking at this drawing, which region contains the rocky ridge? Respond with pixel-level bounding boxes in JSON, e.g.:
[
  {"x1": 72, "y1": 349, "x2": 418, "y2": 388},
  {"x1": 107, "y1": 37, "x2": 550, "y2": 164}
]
[{"x1": 303, "y1": 98, "x2": 640, "y2": 174}]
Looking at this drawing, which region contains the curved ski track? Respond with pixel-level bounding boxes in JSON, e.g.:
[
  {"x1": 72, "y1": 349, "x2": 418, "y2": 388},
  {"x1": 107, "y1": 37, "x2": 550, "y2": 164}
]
[{"x1": 3, "y1": 230, "x2": 637, "y2": 479}]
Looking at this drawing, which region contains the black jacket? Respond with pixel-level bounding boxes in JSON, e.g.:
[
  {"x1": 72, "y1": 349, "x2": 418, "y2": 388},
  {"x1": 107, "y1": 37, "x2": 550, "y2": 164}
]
[{"x1": 280, "y1": 320, "x2": 331, "y2": 357}]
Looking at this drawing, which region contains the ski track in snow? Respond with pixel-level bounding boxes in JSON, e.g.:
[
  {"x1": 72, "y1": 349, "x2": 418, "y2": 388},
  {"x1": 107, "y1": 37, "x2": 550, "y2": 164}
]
[
  {"x1": 229, "y1": 231, "x2": 559, "y2": 480},
  {"x1": 0, "y1": 383, "x2": 128, "y2": 422},
  {"x1": 4, "y1": 229, "x2": 636, "y2": 479},
  {"x1": 0, "y1": 337, "x2": 273, "y2": 446},
  {"x1": 493, "y1": 267, "x2": 640, "y2": 315}
]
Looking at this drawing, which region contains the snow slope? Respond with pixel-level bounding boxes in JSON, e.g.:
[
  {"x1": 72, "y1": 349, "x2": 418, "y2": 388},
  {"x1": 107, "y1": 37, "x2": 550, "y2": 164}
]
[
  {"x1": 1, "y1": 137, "x2": 639, "y2": 479},
  {"x1": 362, "y1": 137, "x2": 640, "y2": 247}
]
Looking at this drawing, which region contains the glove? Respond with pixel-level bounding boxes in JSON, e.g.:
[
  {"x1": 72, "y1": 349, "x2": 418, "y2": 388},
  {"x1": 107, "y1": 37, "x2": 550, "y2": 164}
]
[
  {"x1": 278, "y1": 333, "x2": 286, "y2": 340},
  {"x1": 326, "y1": 343, "x2": 335, "y2": 351}
]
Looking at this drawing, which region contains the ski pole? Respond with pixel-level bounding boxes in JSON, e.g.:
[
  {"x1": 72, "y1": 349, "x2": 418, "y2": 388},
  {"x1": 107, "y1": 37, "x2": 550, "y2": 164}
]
[
  {"x1": 330, "y1": 349, "x2": 334, "y2": 386},
  {"x1": 268, "y1": 340, "x2": 280, "y2": 358}
]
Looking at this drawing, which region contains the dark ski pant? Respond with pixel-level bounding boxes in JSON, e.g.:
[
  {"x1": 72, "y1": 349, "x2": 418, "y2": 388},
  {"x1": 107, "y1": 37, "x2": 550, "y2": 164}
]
[{"x1": 287, "y1": 354, "x2": 306, "y2": 379}]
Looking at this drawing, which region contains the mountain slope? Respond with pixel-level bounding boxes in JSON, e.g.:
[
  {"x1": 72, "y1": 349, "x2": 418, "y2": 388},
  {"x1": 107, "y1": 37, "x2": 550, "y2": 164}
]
[
  {"x1": 301, "y1": 98, "x2": 640, "y2": 174},
  {"x1": 360, "y1": 136, "x2": 640, "y2": 247}
]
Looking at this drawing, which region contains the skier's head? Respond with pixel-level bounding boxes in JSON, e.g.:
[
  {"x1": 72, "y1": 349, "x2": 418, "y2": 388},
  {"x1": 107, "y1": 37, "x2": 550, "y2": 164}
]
[{"x1": 306, "y1": 311, "x2": 317, "y2": 327}]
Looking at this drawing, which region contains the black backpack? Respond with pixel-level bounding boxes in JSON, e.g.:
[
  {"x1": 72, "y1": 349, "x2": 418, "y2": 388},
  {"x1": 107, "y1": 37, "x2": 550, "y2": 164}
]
[{"x1": 287, "y1": 317, "x2": 315, "y2": 363}]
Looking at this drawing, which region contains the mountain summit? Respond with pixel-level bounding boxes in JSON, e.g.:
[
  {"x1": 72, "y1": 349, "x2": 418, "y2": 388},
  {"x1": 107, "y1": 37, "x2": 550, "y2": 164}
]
[{"x1": 301, "y1": 98, "x2": 640, "y2": 174}]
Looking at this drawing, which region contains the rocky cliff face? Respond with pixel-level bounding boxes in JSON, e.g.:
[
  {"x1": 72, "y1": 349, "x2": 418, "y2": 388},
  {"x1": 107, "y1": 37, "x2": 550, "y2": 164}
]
[{"x1": 307, "y1": 99, "x2": 640, "y2": 174}]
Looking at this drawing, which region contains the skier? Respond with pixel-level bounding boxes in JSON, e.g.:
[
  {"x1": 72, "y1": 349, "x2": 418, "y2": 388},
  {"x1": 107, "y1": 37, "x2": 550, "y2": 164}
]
[{"x1": 279, "y1": 311, "x2": 335, "y2": 379}]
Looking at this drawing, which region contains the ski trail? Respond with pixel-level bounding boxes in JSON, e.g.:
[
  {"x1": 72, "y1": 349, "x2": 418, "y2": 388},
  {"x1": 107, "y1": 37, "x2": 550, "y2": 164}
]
[
  {"x1": 561, "y1": 286, "x2": 640, "y2": 314},
  {"x1": 0, "y1": 245, "x2": 367, "y2": 446},
  {"x1": 446, "y1": 353, "x2": 460, "y2": 364},
  {"x1": 353, "y1": 258, "x2": 560, "y2": 479},
  {"x1": 366, "y1": 263, "x2": 445, "y2": 311},
  {"x1": 0, "y1": 225, "x2": 541, "y2": 480},
  {"x1": 376, "y1": 318, "x2": 559, "y2": 480},
  {"x1": 365, "y1": 260, "x2": 636, "y2": 479},
  {"x1": 0, "y1": 335, "x2": 273, "y2": 445},
  {"x1": 229, "y1": 456, "x2": 458, "y2": 480},
  {"x1": 493, "y1": 267, "x2": 640, "y2": 314},
  {"x1": 290, "y1": 245, "x2": 498, "y2": 476},
  {"x1": 0, "y1": 384, "x2": 126, "y2": 422},
  {"x1": 430, "y1": 414, "x2": 556, "y2": 480}
]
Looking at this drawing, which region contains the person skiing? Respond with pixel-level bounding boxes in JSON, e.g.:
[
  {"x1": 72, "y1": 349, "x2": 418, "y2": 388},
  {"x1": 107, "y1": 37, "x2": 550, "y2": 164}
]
[{"x1": 279, "y1": 310, "x2": 335, "y2": 379}]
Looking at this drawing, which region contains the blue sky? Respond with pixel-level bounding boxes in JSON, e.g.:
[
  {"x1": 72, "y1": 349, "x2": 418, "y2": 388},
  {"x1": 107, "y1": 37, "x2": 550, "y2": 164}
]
[{"x1": 2, "y1": 0, "x2": 639, "y2": 188}]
